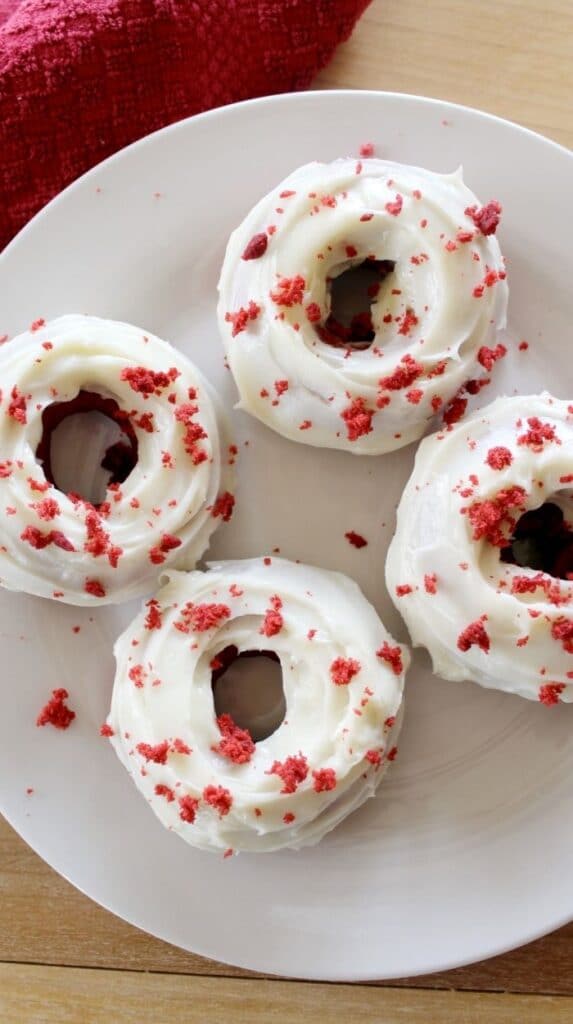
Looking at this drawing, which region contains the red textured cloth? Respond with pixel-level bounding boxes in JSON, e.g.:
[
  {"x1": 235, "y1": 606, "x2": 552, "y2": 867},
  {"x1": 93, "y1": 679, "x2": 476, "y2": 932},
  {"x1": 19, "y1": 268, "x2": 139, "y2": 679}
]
[{"x1": 0, "y1": 0, "x2": 370, "y2": 250}]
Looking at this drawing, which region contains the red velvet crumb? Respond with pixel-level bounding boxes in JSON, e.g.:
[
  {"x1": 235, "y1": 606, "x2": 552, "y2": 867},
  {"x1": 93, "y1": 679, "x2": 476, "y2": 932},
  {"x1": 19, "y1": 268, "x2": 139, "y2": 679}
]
[
  {"x1": 100, "y1": 722, "x2": 114, "y2": 737},
  {"x1": 539, "y1": 683, "x2": 565, "y2": 706},
  {"x1": 211, "y1": 491, "x2": 235, "y2": 523},
  {"x1": 175, "y1": 602, "x2": 231, "y2": 633},
  {"x1": 312, "y1": 768, "x2": 337, "y2": 792},
  {"x1": 376, "y1": 641, "x2": 403, "y2": 675},
  {"x1": 270, "y1": 275, "x2": 306, "y2": 307},
  {"x1": 203, "y1": 784, "x2": 233, "y2": 817},
  {"x1": 136, "y1": 740, "x2": 170, "y2": 764},
  {"x1": 120, "y1": 366, "x2": 179, "y2": 395},
  {"x1": 345, "y1": 531, "x2": 367, "y2": 549},
  {"x1": 330, "y1": 657, "x2": 361, "y2": 685},
  {"x1": 385, "y1": 194, "x2": 403, "y2": 216},
  {"x1": 225, "y1": 301, "x2": 261, "y2": 337},
  {"x1": 517, "y1": 417, "x2": 559, "y2": 452},
  {"x1": 144, "y1": 598, "x2": 162, "y2": 630},
  {"x1": 215, "y1": 713, "x2": 255, "y2": 764},
  {"x1": 179, "y1": 795, "x2": 199, "y2": 823},
  {"x1": 465, "y1": 201, "x2": 502, "y2": 236},
  {"x1": 155, "y1": 783, "x2": 175, "y2": 802},
  {"x1": 486, "y1": 446, "x2": 513, "y2": 470},
  {"x1": 457, "y1": 618, "x2": 490, "y2": 653},
  {"x1": 424, "y1": 573, "x2": 438, "y2": 594},
  {"x1": 340, "y1": 396, "x2": 374, "y2": 441},
  {"x1": 36, "y1": 688, "x2": 75, "y2": 730},
  {"x1": 149, "y1": 533, "x2": 182, "y2": 565},
  {"x1": 260, "y1": 594, "x2": 284, "y2": 637},
  {"x1": 242, "y1": 232, "x2": 268, "y2": 260},
  {"x1": 267, "y1": 753, "x2": 308, "y2": 793}
]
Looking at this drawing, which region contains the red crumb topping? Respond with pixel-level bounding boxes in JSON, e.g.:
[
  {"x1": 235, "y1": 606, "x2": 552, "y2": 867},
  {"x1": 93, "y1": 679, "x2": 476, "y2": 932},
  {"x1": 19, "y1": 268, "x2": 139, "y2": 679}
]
[
  {"x1": 385, "y1": 194, "x2": 403, "y2": 216},
  {"x1": 155, "y1": 783, "x2": 175, "y2": 802},
  {"x1": 33, "y1": 497, "x2": 60, "y2": 520},
  {"x1": 120, "y1": 366, "x2": 179, "y2": 395},
  {"x1": 359, "y1": 142, "x2": 375, "y2": 157},
  {"x1": 270, "y1": 275, "x2": 306, "y2": 307},
  {"x1": 229, "y1": 583, "x2": 244, "y2": 598},
  {"x1": 387, "y1": 746, "x2": 398, "y2": 761},
  {"x1": 463, "y1": 486, "x2": 527, "y2": 546},
  {"x1": 179, "y1": 795, "x2": 199, "y2": 823},
  {"x1": 225, "y1": 300, "x2": 261, "y2": 337},
  {"x1": 0, "y1": 461, "x2": 13, "y2": 478},
  {"x1": 203, "y1": 784, "x2": 233, "y2": 817},
  {"x1": 21, "y1": 526, "x2": 75, "y2": 552},
  {"x1": 149, "y1": 533, "x2": 182, "y2": 565},
  {"x1": 85, "y1": 578, "x2": 107, "y2": 599},
  {"x1": 442, "y1": 395, "x2": 468, "y2": 428},
  {"x1": 211, "y1": 491, "x2": 235, "y2": 523},
  {"x1": 365, "y1": 749, "x2": 382, "y2": 767},
  {"x1": 136, "y1": 740, "x2": 170, "y2": 764},
  {"x1": 486, "y1": 446, "x2": 513, "y2": 470},
  {"x1": 312, "y1": 768, "x2": 337, "y2": 792},
  {"x1": 215, "y1": 713, "x2": 255, "y2": 764},
  {"x1": 376, "y1": 642, "x2": 403, "y2": 675},
  {"x1": 129, "y1": 664, "x2": 145, "y2": 688},
  {"x1": 406, "y1": 388, "x2": 424, "y2": 405},
  {"x1": 465, "y1": 200, "x2": 502, "y2": 236},
  {"x1": 144, "y1": 598, "x2": 162, "y2": 630},
  {"x1": 473, "y1": 268, "x2": 506, "y2": 298},
  {"x1": 519, "y1": 340, "x2": 529, "y2": 351},
  {"x1": 100, "y1": 722, "x2": 114, "y2": 737},
  {"x1": 345, "y1": 531, "x2": 367, "y2": 549},
  {"x1": 171, "y1": 738, "x2": 191, "y2": 754},
  {"x1": 260, "y1": 594, "x2": 284, "y2": 637},
  {"x1": 477, "y1": 344, "x2": 507, "y2": 370},
  {"x1": 299, "y1": 419, "x2": 312, "y2": 430},
  {"x1": 242, "y1": 232, "x2": 268, "y2": 261},
  {"x1": 7, "y1": 386, "x2": 28, "y2": 424},
  {"x1": 424, "y1": 573, "x2": 438, "y2": 594},
  {"x1": 396, "y1": 308, "x2": 419, "y2": 336},
  {"x1": 283, "y1": 812, "x2": 296, "y2": 824},
  {"x1": 306, "y1": 302, "x2": 322, "y2": 323},
  {"x1": 341, "y1": 396, "x2": 374, "y2": 441},
  {"x1": 174, "y1": 402, "x2": 208, "y2": 464},
  {"x1": 457, "y1": 618, "x2": 490, "y2": 653},
  {"x1": 267, "y1": 754, "x2": 309, "y2": 793},
  {"x1": 30, "y1": 318, "x2": 45, "y2": 332},
  {"x1": 379, "y1": 354, "x2": 423, "y2": 392},
  {"x1": 551, "y1": 618, "x2": 573, "y2": 653},
  {"x1": 539, "y1": 683, "x2": 566, "y2": 706},
  {"x1": 330, "y1": 657, "x2": 361, "y2": 685},
  {"x1": 36, "y1": 688, "x2": 75, "y2": 730},
  {"x1": 175, "y1": 602, "x2": 231, "y2": 633},
  {"x1": 395, "y1": 584, "x2": 413, "y2": 597},
  {"x1": 274, "y1": 379, "x2": 289, "y2": 397},
  {"x1": 517, "y1": 417, "x2": 559, "y2": 451}
]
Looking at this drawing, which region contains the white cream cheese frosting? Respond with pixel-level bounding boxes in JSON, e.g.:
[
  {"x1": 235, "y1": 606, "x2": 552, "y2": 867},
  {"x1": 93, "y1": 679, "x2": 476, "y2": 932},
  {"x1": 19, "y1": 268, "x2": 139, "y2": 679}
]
[
  {"x1": 106, "y1": 558, "x2": 409, "y2": 853},
  {"x1": 217, "y1": 157, "x2": 508, "y2": 454},
  {"x1": 386, "y1": 393, "x2": 573, "y2": 704},
  {"x1": 0, "y1": 315, "x2": 235, "y2": 605}
]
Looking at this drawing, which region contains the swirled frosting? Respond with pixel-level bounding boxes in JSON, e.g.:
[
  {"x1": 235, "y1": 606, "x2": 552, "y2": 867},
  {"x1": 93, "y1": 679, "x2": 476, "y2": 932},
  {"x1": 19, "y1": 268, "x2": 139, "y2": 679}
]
[
  {"x1": 106, "y1": 558, "x2": 409, "y2": 853},
  {"x1": 0, "y1": 315, "x2": 234, "y2": 605},
  {"x1": 218, "y1": 158, "x2": 508, "y2": 454},
  {"x1": 386, "y1": 393, "x2": 573, "y2": 704}
]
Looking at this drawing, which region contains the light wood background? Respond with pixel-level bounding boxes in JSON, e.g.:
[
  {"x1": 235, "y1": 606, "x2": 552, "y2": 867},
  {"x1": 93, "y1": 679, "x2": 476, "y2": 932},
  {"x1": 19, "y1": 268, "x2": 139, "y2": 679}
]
[{"x1": 1, "y1": 1, "x2": 572, "y2": 1021}]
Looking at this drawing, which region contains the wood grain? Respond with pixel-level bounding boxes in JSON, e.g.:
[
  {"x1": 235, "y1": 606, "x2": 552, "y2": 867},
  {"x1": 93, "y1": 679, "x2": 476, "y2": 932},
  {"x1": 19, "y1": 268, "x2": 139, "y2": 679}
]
[
  {"x1": 314, "y1": 0, "x2": 573, "y2": 149},
  {"x1": 1, "y1": 964, "x2": 572, "y2": 1024},
  {"x1": 1, "y1": 1, "x2": 572, "y2": 1019}
]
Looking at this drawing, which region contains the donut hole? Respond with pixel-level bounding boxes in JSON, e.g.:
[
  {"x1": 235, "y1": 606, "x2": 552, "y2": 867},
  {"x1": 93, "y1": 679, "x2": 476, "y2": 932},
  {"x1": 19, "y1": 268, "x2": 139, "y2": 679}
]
[
  {"x1": 318, "y1": 258, "x2": 395, "y2": 349},
  {"x1": 211, "y1": 646, "x2": 286, "y2": 743},
  {"x1": 500, "y1": 501, "x2": 573, "y2": 579},
  {"x1": 36, "y1": 391, "x2": 138, "y2": 506}
]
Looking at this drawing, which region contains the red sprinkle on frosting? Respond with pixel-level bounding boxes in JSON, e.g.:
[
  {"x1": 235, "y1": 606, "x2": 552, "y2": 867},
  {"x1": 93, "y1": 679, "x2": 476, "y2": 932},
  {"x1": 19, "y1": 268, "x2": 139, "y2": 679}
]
[
  {"x1": 120, "y1": 366, "x2": 179, "y2": 395},
  {"x1": 175, "y1": 602, "x2": 231, "y2": 633},
  {"x1": 341, "y1": 396, "x2": 374, "y2": 441},
  {"x1": 211, "y1": 491, "x2": 235, "y2": 523},
  {"x1": 376, "y1": 641, "x2": 403, "y2": 675},
  {"x1": 457, "y1": 618, "x2": 490, "y2": 653},
  {"x1": 270, "y1": 275, "x2": 305, "y2": 307},
  {"x1": 267, "y1": 754, "x2": 309, "y2": 793},
  {"x1": 330, "y1": 657, "x2": 361, "y2": 686},
  {"x1": 486, "y1": 446, "x2": 513, "y2": 470},
  {"x1": 225, "y1": 301, "x2": 261, "y2": 337},
  {"x1": 312, "y1": 768, "x2": 337, "y2": 792},
  {"x1": 215, "y1": 713, "x2": 255, "y2": 764},
  {"x1": 465, "y1": 200, "x2": 502, "y2": 236},
  {"x1": 203, "y1": 784, "x2": 233, "y2": 816},
  {"x1": 179, "y1": 795, "x2": 199, "y2": 823},
  {"x1": 136, "y1": 740, "x2": 170, "y2": 764},
  {"x1": 242, "y1": 233, "x2": 268, "y2": 260},
  {"x1": 539, "y1": 683, "x2": 566, "y2": 706},
  {"x1": 260, "y1": 594, "x2": 284, "y2": 637}
]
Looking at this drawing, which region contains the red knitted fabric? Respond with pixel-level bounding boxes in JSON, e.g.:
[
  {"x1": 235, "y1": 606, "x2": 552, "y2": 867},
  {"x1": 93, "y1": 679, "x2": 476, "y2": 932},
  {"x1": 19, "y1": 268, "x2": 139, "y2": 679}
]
[{"x1": 0, "y1": 0, "x2": 370, "y2": 250}]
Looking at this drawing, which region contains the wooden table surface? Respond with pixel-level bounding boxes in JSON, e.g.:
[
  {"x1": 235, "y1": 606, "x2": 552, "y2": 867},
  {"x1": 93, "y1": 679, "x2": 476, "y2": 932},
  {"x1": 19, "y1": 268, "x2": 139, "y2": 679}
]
[{"x1": 1, "y1": 1, "x2": 572, "y2": 1021}]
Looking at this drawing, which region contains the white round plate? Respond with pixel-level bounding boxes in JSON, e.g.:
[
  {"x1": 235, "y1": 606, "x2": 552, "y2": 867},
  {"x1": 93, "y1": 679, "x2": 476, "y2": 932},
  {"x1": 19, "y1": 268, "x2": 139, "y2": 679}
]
[{"x1": 0, "y1": 91, "x2": 572, "y2": 982}]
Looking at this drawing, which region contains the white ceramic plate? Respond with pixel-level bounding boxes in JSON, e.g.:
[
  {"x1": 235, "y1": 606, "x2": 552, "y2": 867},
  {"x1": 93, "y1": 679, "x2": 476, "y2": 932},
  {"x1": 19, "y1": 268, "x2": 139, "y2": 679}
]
[{"x1": 0, "y1": 91, "x2": 572, "y2": 982}]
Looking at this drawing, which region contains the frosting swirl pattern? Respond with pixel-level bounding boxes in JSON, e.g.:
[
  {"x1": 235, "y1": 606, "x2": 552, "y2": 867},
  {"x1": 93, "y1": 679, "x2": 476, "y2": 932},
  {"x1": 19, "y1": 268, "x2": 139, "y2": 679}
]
[
  {"x1": 386, "y1": 393, "x2": 573, "y2": 703},
  {"x1": 218, "y1": 158, "x2": 508, "y2": 454},
  {"x1": 106, "y1": 558, "x2": 409, "y2": 853},
  {"x1": 0, "y1": 315, "x2": 234, "y2": 605}
]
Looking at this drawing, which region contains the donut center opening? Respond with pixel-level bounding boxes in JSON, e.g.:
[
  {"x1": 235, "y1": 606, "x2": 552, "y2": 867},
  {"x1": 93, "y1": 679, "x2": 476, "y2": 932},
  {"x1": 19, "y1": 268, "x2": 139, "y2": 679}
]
[
  {"x1": 211, "y1": 646, "x2": 286, "y2": 743},
  {"x1": 319, "y1": 258, "x2": 395, "y2": 349},
  {"x1": 36, "y1": 391, "x2": 138, "y2": 506},
  {"x1": 500, "y1": 502, "x2": 573, "y2": 579}
]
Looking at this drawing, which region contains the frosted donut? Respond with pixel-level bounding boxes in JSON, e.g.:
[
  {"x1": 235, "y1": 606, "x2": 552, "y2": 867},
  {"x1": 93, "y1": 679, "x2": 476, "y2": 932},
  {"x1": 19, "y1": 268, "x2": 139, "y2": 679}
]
[
  {"x1": 217, "y1": 157, "x2": 508, "y2": 454},
  {"x1": 105, "y1": 557, "x2": 409, "y2": 854},
  {"x1": 386, "y1": 393, "x2": 573, "y2": 704},
  {"x1": 0, "y1": 315, "x2": 235, "y2": 605}
]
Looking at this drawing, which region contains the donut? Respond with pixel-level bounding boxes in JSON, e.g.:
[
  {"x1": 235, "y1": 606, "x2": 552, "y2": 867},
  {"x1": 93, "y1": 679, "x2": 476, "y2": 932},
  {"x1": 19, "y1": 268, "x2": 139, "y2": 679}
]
[
  {"x1": 386, "y1": 393, "x2": 573, "y2": 704},
  {"x1": 105, "y1": 558, "x2": 409, "y2": 854},
  {"x1": 217, "y1": 157, "x2": 508, "y2": 454},
  {"x1": 0, "y1": 315, "x2": 235, "y2": 605}
]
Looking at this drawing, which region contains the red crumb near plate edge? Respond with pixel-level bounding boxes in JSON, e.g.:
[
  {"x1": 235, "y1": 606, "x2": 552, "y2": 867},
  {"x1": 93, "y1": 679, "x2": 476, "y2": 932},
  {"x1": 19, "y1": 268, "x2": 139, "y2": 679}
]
[{"x1": 36, "y1": 688, "x2": 76, "y2": 730}]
